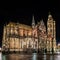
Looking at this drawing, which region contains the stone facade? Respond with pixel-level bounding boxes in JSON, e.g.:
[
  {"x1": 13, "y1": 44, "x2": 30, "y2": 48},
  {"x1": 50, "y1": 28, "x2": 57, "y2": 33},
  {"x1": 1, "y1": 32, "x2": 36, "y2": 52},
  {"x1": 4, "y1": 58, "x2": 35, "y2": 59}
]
[{"x1": 2, "y1": 13, "x2": 56, "y2": 53}]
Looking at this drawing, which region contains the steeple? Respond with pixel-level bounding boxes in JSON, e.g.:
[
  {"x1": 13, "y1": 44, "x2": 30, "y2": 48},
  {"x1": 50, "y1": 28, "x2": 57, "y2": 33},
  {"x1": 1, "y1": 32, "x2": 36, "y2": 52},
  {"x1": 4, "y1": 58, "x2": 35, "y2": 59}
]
[
  {"x1": 32, "y1": 15, "x2": 35, "y2": 29},
  {"x1": 48, "y1": 12, "x2": 52, "y2": 18},
  {"x1": 40, "y1": 19, "x2": 44, "y2": 25},
  {"x1": 48, "y1": 12, "x2": 53, "y2": 21}
]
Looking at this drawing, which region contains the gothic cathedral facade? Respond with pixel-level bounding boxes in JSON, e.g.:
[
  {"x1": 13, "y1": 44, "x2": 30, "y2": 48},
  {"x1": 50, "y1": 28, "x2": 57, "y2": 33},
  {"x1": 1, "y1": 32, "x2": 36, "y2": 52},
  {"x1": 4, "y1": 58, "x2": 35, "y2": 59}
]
[{"x1": 2, "y1": 13, "x2": 56, "y2": 53}]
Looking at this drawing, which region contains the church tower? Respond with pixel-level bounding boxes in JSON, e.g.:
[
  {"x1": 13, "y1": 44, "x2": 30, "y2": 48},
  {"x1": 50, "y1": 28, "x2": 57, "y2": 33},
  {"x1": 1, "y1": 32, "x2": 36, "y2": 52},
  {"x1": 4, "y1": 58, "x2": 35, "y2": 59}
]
[
  {"x1": 47, "y1": 12, "x2": 56, "y2": 52},
  {"x1": 32, "y1": 15, "x2": 35, "y2": 29}
]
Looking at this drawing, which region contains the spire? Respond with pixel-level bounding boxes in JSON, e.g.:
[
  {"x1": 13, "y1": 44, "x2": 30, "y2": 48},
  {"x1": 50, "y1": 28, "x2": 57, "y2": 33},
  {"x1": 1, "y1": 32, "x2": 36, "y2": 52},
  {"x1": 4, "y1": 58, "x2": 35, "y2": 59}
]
[
  {"x1": 32, "y1": 15, "x2": 35, "y2": 29},
  {"x1": 48, "y1": 11, "x2": 52, "y2": 18},
  {"x1": 40, "y1": 19, "x2": 45, "y2": 26},
  {"x1": 41, "y1": 19, "x2": 44, "y2": 24}
]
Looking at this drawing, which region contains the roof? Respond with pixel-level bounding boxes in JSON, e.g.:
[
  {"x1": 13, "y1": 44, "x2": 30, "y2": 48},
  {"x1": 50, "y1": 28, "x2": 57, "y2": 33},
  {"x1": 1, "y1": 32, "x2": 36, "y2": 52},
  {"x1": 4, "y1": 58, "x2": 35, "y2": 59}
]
[{"x1": 6, "y1": 22, "x2": 32, "y2": 30}]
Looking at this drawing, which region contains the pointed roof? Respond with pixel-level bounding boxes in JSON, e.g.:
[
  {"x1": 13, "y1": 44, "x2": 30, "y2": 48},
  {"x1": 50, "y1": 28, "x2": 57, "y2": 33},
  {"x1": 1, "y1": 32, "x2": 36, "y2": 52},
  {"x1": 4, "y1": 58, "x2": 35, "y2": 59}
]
[
  {"x1": 38, "y1": 19, "x2": 46, "y2": 31},
  {"x1": 32, "y1": 15, "x2": 35, "y2": 26},
  {"x1": 40, "y1": 19, "x2": 45, "y2": 26},
  {"x1": 41, "y1": 19, "x2": 44, "y2": 24},
  {"x1": 6, "y1": 22, "x2": 32, "y2": 30},
  {"x1": 40, "y1": 19, "x2": 46, "y2": 27}
]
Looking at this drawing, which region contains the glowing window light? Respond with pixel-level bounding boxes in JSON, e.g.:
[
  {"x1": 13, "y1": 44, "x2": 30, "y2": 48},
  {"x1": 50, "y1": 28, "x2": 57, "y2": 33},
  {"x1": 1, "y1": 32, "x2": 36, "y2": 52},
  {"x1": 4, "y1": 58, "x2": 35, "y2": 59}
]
[
  {"x1": 19, "y1": 29, "x2": 23, "y2": 36},
  {"x1": 24, "y1": 30, "x2": 27, "y2": 36},
  {"x1": 28, "y1": 30, "x2": 32, "y2": 36}
]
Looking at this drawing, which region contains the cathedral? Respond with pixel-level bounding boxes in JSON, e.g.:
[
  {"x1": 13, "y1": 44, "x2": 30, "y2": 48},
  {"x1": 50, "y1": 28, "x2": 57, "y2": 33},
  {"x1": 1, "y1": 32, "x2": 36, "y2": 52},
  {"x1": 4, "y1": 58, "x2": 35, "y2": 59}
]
[{"x1": 2, "y1": 13, "x2": 56, "y2": 53}]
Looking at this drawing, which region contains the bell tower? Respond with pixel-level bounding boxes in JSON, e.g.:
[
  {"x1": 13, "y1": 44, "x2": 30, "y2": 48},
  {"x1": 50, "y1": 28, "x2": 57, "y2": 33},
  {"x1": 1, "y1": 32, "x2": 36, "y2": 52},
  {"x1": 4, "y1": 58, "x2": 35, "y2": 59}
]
[{"x1": 47, "y1": 12, "x2": 56, "y2": 53}]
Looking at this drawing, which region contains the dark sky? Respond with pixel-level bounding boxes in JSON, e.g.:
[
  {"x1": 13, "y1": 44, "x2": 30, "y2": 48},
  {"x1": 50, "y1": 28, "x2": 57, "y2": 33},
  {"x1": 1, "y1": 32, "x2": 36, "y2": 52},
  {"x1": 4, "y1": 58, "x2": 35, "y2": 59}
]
[{"x1": 0, "y1": 1, "x2": 60, "y2": 46}]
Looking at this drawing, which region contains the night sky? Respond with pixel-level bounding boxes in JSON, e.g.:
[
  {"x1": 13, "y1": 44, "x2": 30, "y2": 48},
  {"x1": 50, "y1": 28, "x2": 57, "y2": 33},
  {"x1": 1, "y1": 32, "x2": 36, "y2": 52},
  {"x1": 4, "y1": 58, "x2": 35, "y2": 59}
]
[{"x1": 0, "y1": 1, "x2": 60, "y2": 47}]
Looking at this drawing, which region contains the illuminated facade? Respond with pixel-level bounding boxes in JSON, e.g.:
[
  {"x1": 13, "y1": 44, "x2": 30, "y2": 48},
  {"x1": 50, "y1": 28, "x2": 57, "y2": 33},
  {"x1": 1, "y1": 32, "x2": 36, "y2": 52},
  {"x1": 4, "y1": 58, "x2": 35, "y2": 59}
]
[
  {"x1": 47, "y1": 13, "x2": 56, "y2": 52},
  {"x1": 37, "y1": 20, "x2": 47, "y2": 51},
  {"x1": 57, "y1": 43, "x2": 60, "y2": 51},
  {"x1": 2, "y1": 16, "x2": 38, "y2": 52},
  {"x1": 2, "y1": 13, "x2": 56, "y2": 53}
]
